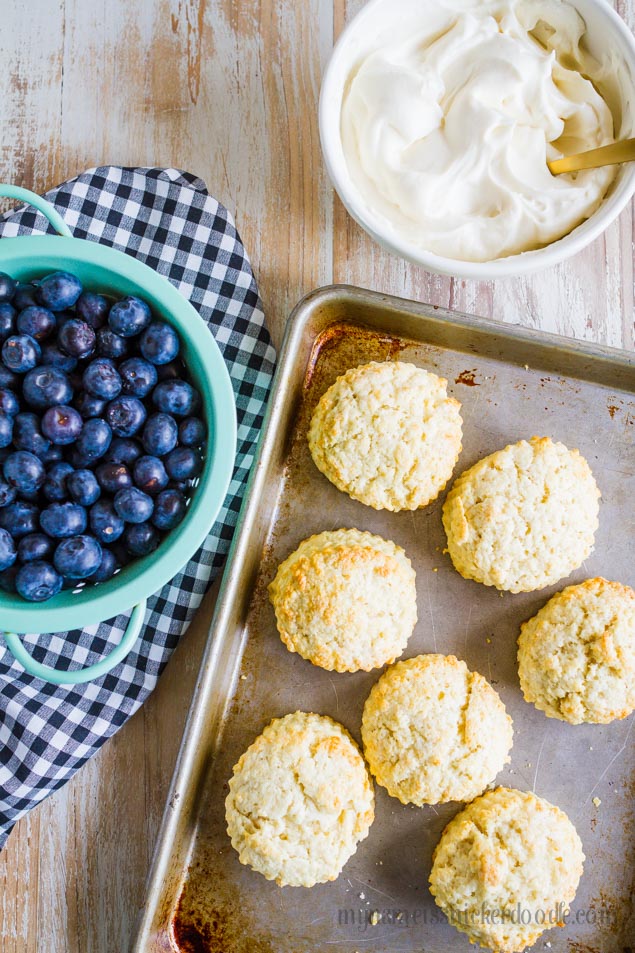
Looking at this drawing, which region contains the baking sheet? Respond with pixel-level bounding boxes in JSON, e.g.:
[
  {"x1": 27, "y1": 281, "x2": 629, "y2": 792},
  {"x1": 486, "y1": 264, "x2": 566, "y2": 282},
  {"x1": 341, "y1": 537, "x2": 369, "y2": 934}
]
[{"x1": 131, "y1": 285, "x2": 635, "y2": 953}]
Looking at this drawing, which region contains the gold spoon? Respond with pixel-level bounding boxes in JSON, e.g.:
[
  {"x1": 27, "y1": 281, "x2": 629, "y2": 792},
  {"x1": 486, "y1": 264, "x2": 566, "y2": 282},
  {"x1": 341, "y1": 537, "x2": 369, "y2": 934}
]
[{"x1": 548, "y1": 137, "x2": 635, "y2": 175}]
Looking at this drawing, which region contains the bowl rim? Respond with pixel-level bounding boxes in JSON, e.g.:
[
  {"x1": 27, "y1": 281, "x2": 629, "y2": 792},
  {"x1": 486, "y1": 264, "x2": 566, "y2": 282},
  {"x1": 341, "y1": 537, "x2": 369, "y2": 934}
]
[
  {"x1": 0, "y1": 235, "x2": 237, "y2": 633},
  {"x1": 319, "y1": 0, "x2": 635, "y2": 279}
]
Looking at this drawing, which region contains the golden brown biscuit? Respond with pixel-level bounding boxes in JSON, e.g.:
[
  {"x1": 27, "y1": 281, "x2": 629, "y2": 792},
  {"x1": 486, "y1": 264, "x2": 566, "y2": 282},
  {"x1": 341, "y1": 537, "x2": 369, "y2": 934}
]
[
  {"x1": 361, "y1": 654, "x2": 513, "y2": 804},
  {"x1": 269, "y1": 528, "x2": 417, "y2": 672},
  {"x1": 225, "y1": 711, "x2": 374, "y2": 887},
  {"x1": 429, "y1": 786, "x2": 585, "y2": 952},
  {"x1": 443, "y1": 436, "x2": 600, "y2": 592},
  {"x1": 518, "y1": 577, "x2": 635, "y2": 724},
  {"x1": 308, "y1": 361, "x2": 462, "y2": 511}
]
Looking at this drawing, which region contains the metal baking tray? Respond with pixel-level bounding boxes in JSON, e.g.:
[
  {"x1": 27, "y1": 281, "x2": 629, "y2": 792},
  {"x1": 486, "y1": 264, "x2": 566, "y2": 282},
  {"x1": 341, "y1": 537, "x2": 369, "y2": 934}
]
[{"x1": 131, "y1": 285, "x2": 635, "y2": 953}]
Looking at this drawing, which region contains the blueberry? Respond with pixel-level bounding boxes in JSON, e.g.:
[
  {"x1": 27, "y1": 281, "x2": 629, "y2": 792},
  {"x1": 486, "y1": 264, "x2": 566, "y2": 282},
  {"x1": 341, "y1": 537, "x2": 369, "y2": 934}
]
[
  {"x1": 152, "y1": 488, "x2": 187, "y2": 530},
  {"x1": 58, "y1": 319, "x2": 95, "y2": 359},
  {"x1": 0, "y1": 564, "x2": 19, "y2": 592},
  {"x1": 67, "y1": 368, "x2": 84, "y2": 392},
  {"x1": 18, "y1": 533, "x2": 54, "y2": 564},
  {"x1": 0, "y1": 388, "x2": 20, "y2": 417},
  {"x1": 179, "y1": 416, "x2": 206, "y2": 447},
  {"x1": 133, "y1": 455, "x2": 168, "y2": 495},
  {"x1": 15, "y1": 560, "x2": 63, "y2": 601},
  {"x1": 16, "y1": 305, "x2": 56, "y2": 341},
  {"x1": 12, "y1": 283, "x2": 38, "y2": 310},
  {"x1": 164, "y1": 447, "x2": 202, "y2": 481},
  {"x1": 108, "y1": 296, "x2": 152, "y2": 338},
  {"x1": 74, "y1": 392, "x2": 107, "y2": 420},
  {"x1": 36, "y1": 271, "x2": 82, "y2": 311},
  {"x1": 0, "y1": 501, "x2": 39, "y2": 538},
  {"x1": 105, "y1": 437, "x2": 142, "y2": 467},
  {"x1": 89, "y1": 500, "x2": 125, "y2": 543},
  {"x1": 74, "y1": 417, "x2": 112, "y2": 462},
  {"x1": 92, "y1": 547, "x2": 118, "y2": 582},
  {"x1": 67, "y1": 469, "x2": 101, "y2": 507},
  {"x1": 156, "y1": 358, "x2": 185, "y2": 382},
  {"x1": 141, "y1": 413, "x2": 177, "y2": 456},
  {"x1": 76, "y1": 291, "x2": 109, "y2": 329},
  {"x1": 41, "y1": 342, "x2": 78, "y2": 373},
  {"x1": 2, "y1": 334, "x2": 41, "y2": 373},
  {"x1": 40, "y1": 502, "x2": 87, "y2": 538},
  {"x1": 114, "y1": 487, "x2": 154, "y2": 524},
  {"x1": 23, "y1": 367, "x2": 72, "y2": 409},
  {"x1": 95, "y1": 462, "x2": 133, "y2": 494},
  {"x1": 43, "y1": 461, "x2": 74, "y2": 502},
  {"x1": 108, "y1": 539, "x2": 132, "y2": 567},
  {"x1": 0, "y1": 302, "x2": 16, "y2": 341},
  {"x1": 119, "y1": 357, "x2": 157, "y2": 398},
  {"x1": 3, "y1": 450, "x2": 45, "y2": 494},
  {"x1": 0, "y1": 527, "x2": 17, "y2": 570},
  {"x1": 0, "y1": 272, "x2": 16, "y2": 303},
  {"x1": 140, "y1": 321, "x2": 180, "y2": 365},
  {"x1": 96, "y1": 327, "x2": 129, "y2": 360},
  {"x1": 41, "y1": 405, "x2": 83, "y2": 445},
  {"x1": 0, "y1": 482, "x2": 16, "y2": 507},
  {"x1": 13, "y1": 412, "x2": 51, "y2": 457},
  {"x1": 54, "y1": 534, "x2": 102, "y2": 579},
  {"x1": 123, "y1": 521, "x2": 159, "y2": 556},
  {"x1": 0, "y1": 366, "x2": 18, "y2": 389},
  {"x1": 41, "y1": 444, "x2": 64, "y2": 465},
  {"x1": 106, "y1": 396, "x2": 146, "y2": 437},
  {"x1": 0, "y1": 414, "x2": 14, "y2": 449},
  {"x1": 82, "y1": 358, "x2": 122, "y2": 400},
  {"x1": 152, "y1": 379, "x2": 198, "y2": 416},
  {"x1": 55, "y1": 310, "x2": 76, "y2": 329}
]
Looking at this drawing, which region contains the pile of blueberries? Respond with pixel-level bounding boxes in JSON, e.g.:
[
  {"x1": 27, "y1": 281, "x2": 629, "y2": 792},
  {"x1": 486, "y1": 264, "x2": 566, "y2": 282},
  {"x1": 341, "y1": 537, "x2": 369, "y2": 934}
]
[{"x1": 0, "y1": 270, "x2": 206, "y2": 602}]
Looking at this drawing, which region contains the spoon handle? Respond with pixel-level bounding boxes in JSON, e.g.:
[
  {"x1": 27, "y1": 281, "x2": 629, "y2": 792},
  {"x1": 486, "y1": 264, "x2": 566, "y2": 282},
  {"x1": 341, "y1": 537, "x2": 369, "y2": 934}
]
[{"x1": 548, "y1": 138, "x2": 635, "y2": 174}]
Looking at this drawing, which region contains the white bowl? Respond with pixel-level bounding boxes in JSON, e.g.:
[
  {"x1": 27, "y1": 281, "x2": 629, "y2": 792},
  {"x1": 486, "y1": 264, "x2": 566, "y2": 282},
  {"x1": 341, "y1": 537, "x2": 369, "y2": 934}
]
[{"x1": 320, "y1": 0, "x2": 635, "y2": 279}]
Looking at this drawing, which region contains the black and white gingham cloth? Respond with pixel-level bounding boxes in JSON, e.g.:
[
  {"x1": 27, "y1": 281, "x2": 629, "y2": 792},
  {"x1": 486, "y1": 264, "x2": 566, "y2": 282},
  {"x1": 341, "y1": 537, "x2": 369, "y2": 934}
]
[{"x1": 0, "y1": 167, "x2": 276, "y2": 847}]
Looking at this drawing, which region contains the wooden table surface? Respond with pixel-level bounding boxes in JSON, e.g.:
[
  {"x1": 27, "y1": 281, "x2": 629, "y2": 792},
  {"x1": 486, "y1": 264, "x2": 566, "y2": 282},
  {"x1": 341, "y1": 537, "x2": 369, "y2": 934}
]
[{"x1": 1, "y1": 1, "x2": 633, "y2": 950}]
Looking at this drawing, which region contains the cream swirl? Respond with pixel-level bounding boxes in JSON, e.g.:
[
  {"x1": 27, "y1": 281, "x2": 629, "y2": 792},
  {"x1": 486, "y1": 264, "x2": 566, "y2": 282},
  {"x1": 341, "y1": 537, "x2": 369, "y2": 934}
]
[{"x1": 340, "y1": 0, "x2": 617, "y2": 261}]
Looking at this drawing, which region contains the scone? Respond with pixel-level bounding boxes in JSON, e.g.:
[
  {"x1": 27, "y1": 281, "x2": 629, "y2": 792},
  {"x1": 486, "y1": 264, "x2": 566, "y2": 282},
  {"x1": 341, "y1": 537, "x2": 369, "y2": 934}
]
[
  {"x1": 308, "y1": 361, "x2": 462, "y2": 511},
  {"x1": 361, "y1": 654, "x2": 513, "y2": 805},
  {"x1": 442, "y1": 436, "x2": 600, "y2": 593},
  {"x1": 429, "y1": 787, "x2": 585, "y2": 953},
  {"x1": 225, "y1": 711, "x2": 374, "y2": 887},
  {"x1": 518, "y1": 577, "x2": 635, "y2": 724},
  {"x1": 268, "y1": 528, "x2": 417, "y2": 672}
]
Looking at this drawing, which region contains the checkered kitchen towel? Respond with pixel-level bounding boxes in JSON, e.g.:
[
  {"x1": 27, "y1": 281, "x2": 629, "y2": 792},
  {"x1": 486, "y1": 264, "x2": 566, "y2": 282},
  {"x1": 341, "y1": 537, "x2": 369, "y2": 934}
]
[{"x1": 0, "y1": 166, "x2": 276, "y2": 847}]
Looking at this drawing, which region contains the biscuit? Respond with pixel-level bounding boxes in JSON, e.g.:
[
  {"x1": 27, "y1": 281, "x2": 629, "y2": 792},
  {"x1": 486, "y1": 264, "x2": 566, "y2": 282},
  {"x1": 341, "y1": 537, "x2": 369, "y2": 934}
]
[
  {"x1": 225, "y1": 711, "x2": 374, "y2": 887},
  {"x1": 361, "y1": 654, "x2": 513, "y2": 805},
  {"x1": 268, "y1": 528, "x2": 417, "y2": 672},
  {"x1": 518, "y1": 577, "x2": 635, "y2": 724},
  {"x1": 308, "y1": 361, "x2": 462, "y2": 511},
  {"x1": 429, "y1": 786, "x2": 585, "y2": 953},
  {"x1": 442, "y1": 436, "x2": 600, "y2": 592}
]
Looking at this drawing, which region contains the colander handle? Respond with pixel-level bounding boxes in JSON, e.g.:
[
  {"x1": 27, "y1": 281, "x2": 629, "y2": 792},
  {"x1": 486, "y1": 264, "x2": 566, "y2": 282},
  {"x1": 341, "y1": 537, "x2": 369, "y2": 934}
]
[
  {"x1": 2, "y1": 599, "x2": 147, "y2": 685},
  {"x1": 0, "y1": 183, "x2": 73, "y2": 237}
]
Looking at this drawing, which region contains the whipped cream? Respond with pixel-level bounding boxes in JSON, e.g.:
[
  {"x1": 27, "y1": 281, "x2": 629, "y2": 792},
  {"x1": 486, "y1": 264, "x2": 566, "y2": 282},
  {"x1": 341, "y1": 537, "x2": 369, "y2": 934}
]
[{"x1": 341, "y1": 0, "x2": 619, "y2": 262}]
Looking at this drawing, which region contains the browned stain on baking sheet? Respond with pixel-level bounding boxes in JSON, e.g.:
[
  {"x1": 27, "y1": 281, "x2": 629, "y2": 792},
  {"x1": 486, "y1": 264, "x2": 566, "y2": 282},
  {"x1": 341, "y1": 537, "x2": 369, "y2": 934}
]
[
  {"x1": 172, "y1": 898, "x2": 275, "y2": 953},
  {"x1": 455, "y1": 368, "x2": 479, "y2": 386},
  {"x1": 608, "y1": 404, "x2": 620, "y2": 419},
  {"x1": 304, "y1": 321, "x2": 407, "y2": 393}
]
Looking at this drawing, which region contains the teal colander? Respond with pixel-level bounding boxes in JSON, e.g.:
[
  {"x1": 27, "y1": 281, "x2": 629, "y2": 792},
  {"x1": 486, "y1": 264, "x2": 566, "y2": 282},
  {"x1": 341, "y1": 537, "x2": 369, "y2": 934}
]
[{"x1": 0, "y1": 185, "x2": 237, "y2": 684}]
